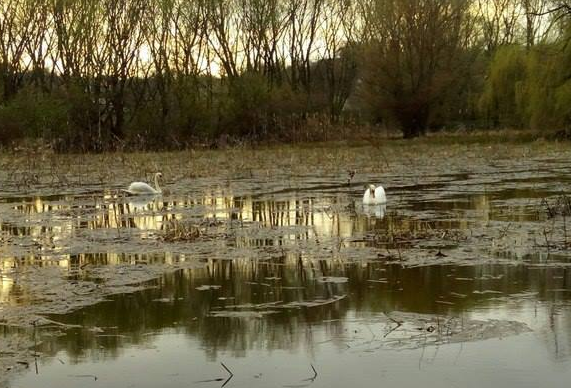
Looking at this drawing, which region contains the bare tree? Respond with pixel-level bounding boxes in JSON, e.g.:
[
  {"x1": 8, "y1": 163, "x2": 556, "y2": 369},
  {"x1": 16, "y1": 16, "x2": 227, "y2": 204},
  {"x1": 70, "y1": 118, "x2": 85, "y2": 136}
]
[
  {"x1": 0, "y1": 0, "x2": 39, "y2": 100},
  {"x1": 98, "y1": 0, "x2": 148, "y2": 140},
  {"x1": 284, "y1": 0, "x2": 324, "y2": 93},
  {"x1": 20, "y1": 0, "x2": 54, "y2": 92},
  {"x1": 524, "y1": 0, "x2": 571, "y2": 41},
  {"x1": 51, "y1": 0, "x2": 98, "y2": 83},
  {"x1": 239, "y1": 0, "x2": 287, "y2": 84},
  {"x1": 169, "y1": 0, "x2": 209, "y2": 133},
  {"x1": 204, "y1": 0, "x2": 240, "y2": 79},
  {"x1": 361, "y1": 0, "x2": 477, "y2": 138},
  {"x1": 521, "y1": 0, "x2": 551, "y2": 47},
  {"x1": 318, "y1": 0, "x2": 358, "y2": 121},
  {"x1": 144, "y1": 0, "x2": 175, "y2": 127},
  {"x1": 476, "y1": 0, "x2": 522, "y2": 52}
]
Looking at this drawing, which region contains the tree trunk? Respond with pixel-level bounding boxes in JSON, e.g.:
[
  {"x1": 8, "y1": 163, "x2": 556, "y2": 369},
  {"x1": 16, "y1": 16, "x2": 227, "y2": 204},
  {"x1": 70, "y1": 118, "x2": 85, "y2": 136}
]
[{"x1": 397, "y1": 103, "x2": 429, "y2": 139}]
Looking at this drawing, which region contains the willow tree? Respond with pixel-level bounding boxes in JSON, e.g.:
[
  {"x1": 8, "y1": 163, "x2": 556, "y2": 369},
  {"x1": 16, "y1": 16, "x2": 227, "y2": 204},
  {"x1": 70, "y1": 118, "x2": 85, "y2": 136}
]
[
  {"x1": 478, "y1": 45, "x2": 527, "y2": 127},
  {"x1": 0, "y1": 0, "x2": 42, "y2": 101},
  {"x1": 477, "y1": 1, "x2": 571, "y2": 131},
  {"x1": 360, "y1": 0, "x2": 477, "y2": 138}
]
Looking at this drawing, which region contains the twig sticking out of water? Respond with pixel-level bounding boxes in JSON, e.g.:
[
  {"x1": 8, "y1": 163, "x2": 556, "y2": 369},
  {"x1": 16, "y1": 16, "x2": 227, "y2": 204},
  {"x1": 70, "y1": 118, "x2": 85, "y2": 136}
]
[
  {"x1": 195, "y1": 363, "x2": 234, "y2": 386},
  {"x1": 543, "y1": 226, "x2": 552, "y2": 257},
  {"x1": 301, "y1": 364, "x2": 318, "y2": 382},
  {"x1": 68, "y1": 374, "x2": 98, "y2": 381},
  {"x1": 384, "y1": 314, "x2": 403, "y2": 338},
  {"x1": 32, "y1": 320, "x2": 38, "y2": 374},
  {"x1": 543, "y1": 198, "x2": 556, "y2": 219},
  {"x1": 283, "y1": 364, "x2": 319, "y2": 387},
  {"x1": 564, "y1": 211, "x2": 568, "y2": 248},
  {"x1": 347, "y1": 169, "x2": 356, "y2": 185},
  {"x1": 220, "y1": 362, "x2": 234, "y2": 387}
]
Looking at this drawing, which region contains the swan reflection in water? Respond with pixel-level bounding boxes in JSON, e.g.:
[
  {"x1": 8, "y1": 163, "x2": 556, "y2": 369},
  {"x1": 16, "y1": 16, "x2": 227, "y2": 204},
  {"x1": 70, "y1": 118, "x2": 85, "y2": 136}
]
[
  {"x1": 361, "y1": 183, "x2": 387, "y2": 218},
  {"x1": 125, "y1": 196, "x2": 159, "y2": 212},
  {"x1": 361, "y1": 203, "x2": 387, "y2": 219}
]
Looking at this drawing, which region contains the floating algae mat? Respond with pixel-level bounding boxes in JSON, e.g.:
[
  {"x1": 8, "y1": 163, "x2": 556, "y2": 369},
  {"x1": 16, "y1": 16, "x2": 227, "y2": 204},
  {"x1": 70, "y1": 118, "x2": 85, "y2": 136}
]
[{"x1": 2, "y1": 143, "x2": 571, "y2": 387}]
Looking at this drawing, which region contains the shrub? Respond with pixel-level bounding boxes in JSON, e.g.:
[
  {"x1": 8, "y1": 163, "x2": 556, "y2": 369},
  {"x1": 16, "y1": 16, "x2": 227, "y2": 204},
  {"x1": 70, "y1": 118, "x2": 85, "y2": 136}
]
[{"x1": 0, "y1": 87, "x2": 69, "y2": 146}]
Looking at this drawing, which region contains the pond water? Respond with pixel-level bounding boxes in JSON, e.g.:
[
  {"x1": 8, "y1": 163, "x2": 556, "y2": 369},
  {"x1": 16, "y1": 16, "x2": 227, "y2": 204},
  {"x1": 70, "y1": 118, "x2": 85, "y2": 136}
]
[{"x1": 1, "y1": 144, "x2": 571, "y2": 387}]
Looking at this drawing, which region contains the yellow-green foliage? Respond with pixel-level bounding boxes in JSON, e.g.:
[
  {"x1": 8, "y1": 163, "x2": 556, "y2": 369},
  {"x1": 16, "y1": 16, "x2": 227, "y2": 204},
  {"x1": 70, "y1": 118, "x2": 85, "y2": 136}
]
[
  {"x1": 553, "y1": 33, "x2": 571, "y2": 130},
  {"x1": 521, "y1": 46, "x2": 559, "y2": 130},
  {"x1": 480, "y1": 28, "x2": 571, "y2": 133},
  {"x1": 555, "y1": 81, "x2": 571, "y2": 124},
  {"x1": 521, "y1": 36, "x2": 571, "y2": 133},
  {"x1": 478, "y1": 46, "x2": 527, "y2": 128}
]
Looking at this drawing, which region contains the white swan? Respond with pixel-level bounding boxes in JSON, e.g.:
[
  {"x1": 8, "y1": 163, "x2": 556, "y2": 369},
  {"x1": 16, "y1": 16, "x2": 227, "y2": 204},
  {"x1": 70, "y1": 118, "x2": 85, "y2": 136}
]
[
  {"x1": 363, "y1": 184, "x2": 386, "y2": 205},
  {"x1": 122, "y1": 172, "x2": 163, "y2": 195}
]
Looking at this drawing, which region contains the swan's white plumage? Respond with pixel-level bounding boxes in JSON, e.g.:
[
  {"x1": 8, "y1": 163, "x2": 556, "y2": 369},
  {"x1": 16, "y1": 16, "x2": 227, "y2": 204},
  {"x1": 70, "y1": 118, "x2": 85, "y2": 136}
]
[
  {"x1": 363, "y1": 184, "x2": 386, "y2": 205},
  {"x1": 123, "y1": 173, "x2": 162, "y2": 195},
  {"x1": 125, "y1": 182, "x2": 158, "y2": 194}
]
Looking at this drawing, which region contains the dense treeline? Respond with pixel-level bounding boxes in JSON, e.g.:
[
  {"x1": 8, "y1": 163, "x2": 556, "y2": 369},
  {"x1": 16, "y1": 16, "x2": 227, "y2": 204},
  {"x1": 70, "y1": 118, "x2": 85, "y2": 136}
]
[{"x1": 0, "y1": 0, "x2": 570, "y2": 150}]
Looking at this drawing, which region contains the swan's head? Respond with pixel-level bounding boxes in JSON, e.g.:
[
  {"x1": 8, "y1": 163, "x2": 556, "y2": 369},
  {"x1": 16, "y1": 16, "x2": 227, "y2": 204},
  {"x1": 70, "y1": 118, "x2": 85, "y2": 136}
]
[
  {"x1": 153, "y1": 172, "x2": 164, "y2": 193},
  {"x1": 368, "y1": 184, "x2": 376, "y2": 197}
]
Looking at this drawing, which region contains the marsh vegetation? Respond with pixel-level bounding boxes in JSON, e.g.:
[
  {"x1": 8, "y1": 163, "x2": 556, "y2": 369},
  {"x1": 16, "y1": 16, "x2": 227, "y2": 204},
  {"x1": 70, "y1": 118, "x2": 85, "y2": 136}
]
[{"x1": 1, "y1": 138, "x2": 571, "y2": 387}]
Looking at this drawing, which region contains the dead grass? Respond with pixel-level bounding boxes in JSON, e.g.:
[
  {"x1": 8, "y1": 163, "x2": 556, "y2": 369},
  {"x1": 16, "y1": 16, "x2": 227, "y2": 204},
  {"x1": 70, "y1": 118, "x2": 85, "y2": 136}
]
[
  {"x1": 0, "y1": 130, "x2": 566, "y2": 195},
  {"x1": 543, "y1": 195, "x2": 571, "y2": 219},
  {"x1": 161, "y1": 219, "x2": 202, "y2": 242}
]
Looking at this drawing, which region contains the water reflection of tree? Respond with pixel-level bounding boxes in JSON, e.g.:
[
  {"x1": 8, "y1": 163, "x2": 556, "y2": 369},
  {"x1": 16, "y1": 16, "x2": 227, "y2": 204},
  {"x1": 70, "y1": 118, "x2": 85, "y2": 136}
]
[
  {"x1": 2, "y1": 193, "x2": 364, "y2": 253},
  {"x1": 22, "y1": 260, "x2": 571, "y2": 363},
  {"x1": 3, "y1": 191, "x2": 571, "y2": 363}
]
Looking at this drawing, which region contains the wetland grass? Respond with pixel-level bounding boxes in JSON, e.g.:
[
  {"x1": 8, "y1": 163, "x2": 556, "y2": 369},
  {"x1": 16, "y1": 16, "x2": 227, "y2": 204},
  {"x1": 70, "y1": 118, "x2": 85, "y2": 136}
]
[
  {"x1": 1, "y1": 132, "x2": 571, "y2": 385},
  {"x1": 0, "y1": 130, "x2": 565, "y2": 193},
  {"x1": 162, "y1": 219, "x2": 202, "y2": 242}
]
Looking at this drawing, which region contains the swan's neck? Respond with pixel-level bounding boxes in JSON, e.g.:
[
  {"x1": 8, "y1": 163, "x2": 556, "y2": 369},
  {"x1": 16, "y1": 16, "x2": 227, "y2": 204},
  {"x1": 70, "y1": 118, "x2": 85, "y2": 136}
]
[{"x1": 154, "y1": 175, "x2": 162, "y2": 193}]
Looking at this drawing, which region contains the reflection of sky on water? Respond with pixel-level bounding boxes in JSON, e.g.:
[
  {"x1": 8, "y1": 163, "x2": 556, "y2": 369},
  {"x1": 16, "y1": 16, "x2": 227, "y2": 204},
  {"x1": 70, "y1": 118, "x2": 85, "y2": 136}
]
[
  {"x1": 13, "y1": 331, "x2": 571, "y2": 388},
  {"x1": 1, "y1": 185, "x2": 539, "y2": 245},
  {"x1": 7, "y1": 260, "x2": 571, "y2": 388},
  {"x1": 1, "y1": 192, "x2": 378, "y2": 265}
]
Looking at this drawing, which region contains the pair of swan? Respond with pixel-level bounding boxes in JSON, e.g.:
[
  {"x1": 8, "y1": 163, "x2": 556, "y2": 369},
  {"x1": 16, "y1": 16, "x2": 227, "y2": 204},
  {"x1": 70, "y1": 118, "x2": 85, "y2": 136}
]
[
  {"x1": 123, "y1": 172, "x2": 163, "y2": 195},
  {"x1": 122, "y1": 173, "x2": 386, "y2": 207}
]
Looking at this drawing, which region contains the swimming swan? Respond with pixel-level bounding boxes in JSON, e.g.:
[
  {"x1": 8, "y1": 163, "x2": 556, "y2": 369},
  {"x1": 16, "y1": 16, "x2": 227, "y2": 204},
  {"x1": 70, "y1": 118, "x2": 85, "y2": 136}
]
[
  {"x1": 363, "y1": 184, "x2": 386, "y2": 205},
  {"x1": 123, "y1": 172, "x2": 163, "y2": 195}
]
